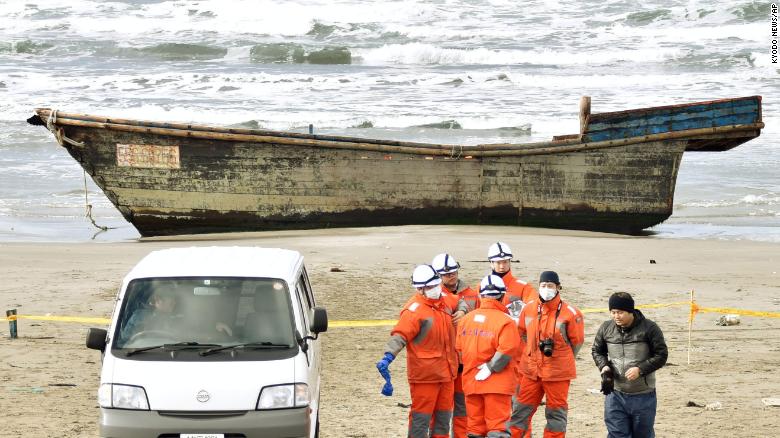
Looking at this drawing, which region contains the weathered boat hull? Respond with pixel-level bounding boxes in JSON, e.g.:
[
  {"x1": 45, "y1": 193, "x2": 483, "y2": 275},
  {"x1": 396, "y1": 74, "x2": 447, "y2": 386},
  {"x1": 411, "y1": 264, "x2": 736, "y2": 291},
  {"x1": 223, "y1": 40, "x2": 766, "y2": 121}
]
[
  {"x1": 44, "y1": 127, "x2": 686, "y2": 236},
  {"x1": 29, "y1": 96, "x2": 762, "y2": 236}
]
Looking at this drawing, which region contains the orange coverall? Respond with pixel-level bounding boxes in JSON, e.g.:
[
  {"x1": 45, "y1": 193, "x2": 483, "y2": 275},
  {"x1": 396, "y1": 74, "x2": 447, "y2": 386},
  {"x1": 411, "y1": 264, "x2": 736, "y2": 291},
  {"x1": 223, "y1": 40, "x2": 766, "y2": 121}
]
[
  {"x1": 472, "y1": 271, "x2": 537, "y2": 311},
  {"x1": 456, "y1": 299, "x2": 520, "y2": 438},
  {"x1": 495, "y1": 270, "x2": 537, "y2": 436},
  {"x1": 388, "y1": 293, "x2": 459, "y2": 438},
  {"x1": 510, "y1": 294, "x2": 584, "y2": 438},
  {"x1": 446, "y1": 280, "x2": 480, "y2": 314},
  {"x1": 499, "y1": 271, "x2": 538, "y2": 306},
  {"x1": 442, "y1": 280, "x2": 479, "y2": 438}
]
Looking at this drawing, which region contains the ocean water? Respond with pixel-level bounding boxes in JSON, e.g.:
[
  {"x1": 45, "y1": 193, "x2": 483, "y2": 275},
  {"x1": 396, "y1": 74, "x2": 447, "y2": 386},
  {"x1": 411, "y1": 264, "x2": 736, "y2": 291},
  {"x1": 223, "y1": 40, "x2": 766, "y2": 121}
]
[{"x1": 0, "y1": 0, "x2": 777, "y2": 242}]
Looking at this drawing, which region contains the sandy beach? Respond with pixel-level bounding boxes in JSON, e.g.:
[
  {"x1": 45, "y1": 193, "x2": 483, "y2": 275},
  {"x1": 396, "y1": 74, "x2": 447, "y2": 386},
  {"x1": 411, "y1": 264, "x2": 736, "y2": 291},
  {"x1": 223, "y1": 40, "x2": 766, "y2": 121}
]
[{"x1": 1, "y1": 225, "x2": 778, "y2": 437}]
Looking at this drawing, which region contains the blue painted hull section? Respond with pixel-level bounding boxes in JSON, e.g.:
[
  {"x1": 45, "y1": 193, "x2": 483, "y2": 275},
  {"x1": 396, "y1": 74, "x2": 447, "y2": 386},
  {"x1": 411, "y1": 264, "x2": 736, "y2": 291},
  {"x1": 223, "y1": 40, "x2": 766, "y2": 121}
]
[{"x1": 586, "y1": 96, "x2": 761, "y2": 146}]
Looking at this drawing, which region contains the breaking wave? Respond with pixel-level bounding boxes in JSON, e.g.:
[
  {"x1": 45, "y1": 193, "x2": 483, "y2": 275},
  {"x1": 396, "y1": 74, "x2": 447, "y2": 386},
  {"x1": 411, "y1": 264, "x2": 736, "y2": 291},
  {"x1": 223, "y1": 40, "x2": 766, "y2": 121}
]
[
  {"x1": 730, "y1": 1, "x2": 770, "y2": 22},
  {"x1": 248, "y1": 43, "x2": 352, "y2": 64},
  {"x1": 623, "y1": 9, "x2": 673, "y2": 26},
  {"x1": 139, "y1": 43, "x2": 228, "y2": 61},
  {"x1": 0, "y1": 39, "x2": 54, "y2": 54},
  {"x1": 678, "y1": 194, "x2": 780, "y2": 208},
  {"x1": 355, "y1": 43, "x2": 691, "y2": 66}
]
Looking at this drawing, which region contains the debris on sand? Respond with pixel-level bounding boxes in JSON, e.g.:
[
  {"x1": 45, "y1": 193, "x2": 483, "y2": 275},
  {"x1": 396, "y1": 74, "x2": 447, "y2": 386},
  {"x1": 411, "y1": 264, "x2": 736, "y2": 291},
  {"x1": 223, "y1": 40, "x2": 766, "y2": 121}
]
[
  {"x1": 762, "y1": 398, "x2": 780, "y2": 407},
  {"x1": 715, "y1": 314, "x2": 740, "y2": 326}
]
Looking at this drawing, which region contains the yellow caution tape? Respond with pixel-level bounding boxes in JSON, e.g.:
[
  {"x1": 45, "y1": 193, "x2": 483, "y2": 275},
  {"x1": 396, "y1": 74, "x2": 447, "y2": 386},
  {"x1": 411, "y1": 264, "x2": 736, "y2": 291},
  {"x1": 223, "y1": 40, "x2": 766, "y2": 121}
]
[
  {"x1": 0, "y1": 315, "x2": 111, "y2": 324},
  {"x1": 0, "y1": 314, "x2": 400, "y2": 327},
  {"x1": 581, "y1": 301, "x2": 690, "y2": 314},
  {"x1": 1, "y1": 301, "x2": 778, "y2": 326},
  {"x1": 329, "y1": 319, "x2": 397, "y2": 328},
  {"x1": 690, "y1": 306, "x2": 780, "y2": 319}
]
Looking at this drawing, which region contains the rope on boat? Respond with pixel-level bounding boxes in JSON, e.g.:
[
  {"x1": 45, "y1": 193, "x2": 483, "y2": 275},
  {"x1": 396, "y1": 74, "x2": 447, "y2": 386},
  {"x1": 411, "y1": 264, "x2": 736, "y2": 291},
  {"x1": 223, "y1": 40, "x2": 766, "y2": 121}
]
[
  {"x1": 46, "y1": 109, "x2": 84, "y2": 147},
  {"x1": 44, "y1": 110, "x2": 111, "y2": 234},
  {"x1": 450, "y1": 144, "x2": 463, "y2": 159},
  {"x1": 83, "y1": 170, "x2": 115, "y2": 234}
]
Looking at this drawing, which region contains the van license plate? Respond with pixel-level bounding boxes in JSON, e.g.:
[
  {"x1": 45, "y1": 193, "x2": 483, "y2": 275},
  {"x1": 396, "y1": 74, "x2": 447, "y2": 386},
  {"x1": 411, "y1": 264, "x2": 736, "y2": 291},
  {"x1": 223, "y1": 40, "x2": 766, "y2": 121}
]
[{"x1": 181, "y1": 435, "x2": 224, "y2": 438}]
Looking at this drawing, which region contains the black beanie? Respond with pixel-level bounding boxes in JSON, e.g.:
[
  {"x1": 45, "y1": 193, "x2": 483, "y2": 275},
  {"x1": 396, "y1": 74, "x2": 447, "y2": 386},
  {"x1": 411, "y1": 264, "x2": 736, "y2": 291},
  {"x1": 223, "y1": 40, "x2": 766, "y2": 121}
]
[
  {"x1": 609, "y1": 293, "x2": 635, "y2": 312},
  {"x1": 539, "y1": 270, "x2": 560, "y2": 285}
]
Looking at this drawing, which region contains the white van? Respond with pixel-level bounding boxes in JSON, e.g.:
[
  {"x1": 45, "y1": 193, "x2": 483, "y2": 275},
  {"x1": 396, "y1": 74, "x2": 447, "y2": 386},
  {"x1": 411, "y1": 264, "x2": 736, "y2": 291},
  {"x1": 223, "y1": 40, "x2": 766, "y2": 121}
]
[{"x1": 86, "y1": 247, "x2": 328, "y2": 438}]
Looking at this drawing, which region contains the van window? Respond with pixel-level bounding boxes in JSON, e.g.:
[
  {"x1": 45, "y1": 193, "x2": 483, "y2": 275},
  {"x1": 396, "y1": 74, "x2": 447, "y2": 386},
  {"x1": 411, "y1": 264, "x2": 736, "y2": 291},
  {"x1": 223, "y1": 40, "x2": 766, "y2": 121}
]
[
  {"x1": 301, "y1": 267, "x2": 316, "y2": 308},
  {"x1": 114, "y1": 277, "x2": 296, "y2": 351},
  {"x1": 295, "y1": 278, "x2": 309, "y2": 331}
]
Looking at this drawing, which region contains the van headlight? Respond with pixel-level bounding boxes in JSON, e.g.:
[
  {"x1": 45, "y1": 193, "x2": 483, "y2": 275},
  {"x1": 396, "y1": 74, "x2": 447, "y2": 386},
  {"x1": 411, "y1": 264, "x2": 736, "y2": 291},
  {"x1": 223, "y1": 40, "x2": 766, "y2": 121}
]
[
  {"x1": 98, "y1": 383, "x2": 150, "y2": 410},
  {"x1": 257, "y1": 383, "x2": 309, "y2": 410}
]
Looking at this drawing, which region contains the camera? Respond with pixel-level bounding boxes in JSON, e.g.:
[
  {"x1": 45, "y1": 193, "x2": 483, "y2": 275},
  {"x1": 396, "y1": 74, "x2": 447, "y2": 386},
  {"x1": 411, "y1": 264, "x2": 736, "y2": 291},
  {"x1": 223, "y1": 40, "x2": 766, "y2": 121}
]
[
  {"x1": 507, "y1": 300, "x2": 525, "y2": 319},
  {"x1": 538, "y1": 338, "x2": 554, "y2": 357}
]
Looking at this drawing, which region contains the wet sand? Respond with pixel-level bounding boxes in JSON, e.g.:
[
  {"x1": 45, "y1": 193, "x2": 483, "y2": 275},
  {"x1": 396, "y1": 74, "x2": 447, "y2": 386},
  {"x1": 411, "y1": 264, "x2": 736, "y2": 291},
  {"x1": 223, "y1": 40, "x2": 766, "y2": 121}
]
[{"x1": 1, "y1": 225, "x2": 779, "y2": 437}]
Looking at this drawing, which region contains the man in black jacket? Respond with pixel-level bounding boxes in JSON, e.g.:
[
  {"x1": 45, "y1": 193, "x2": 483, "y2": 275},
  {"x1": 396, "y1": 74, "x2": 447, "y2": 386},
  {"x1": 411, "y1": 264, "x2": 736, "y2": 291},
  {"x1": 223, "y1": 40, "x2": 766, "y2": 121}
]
[{"x1": 591, "y1": 292, "x2": 668, "y2": 438}]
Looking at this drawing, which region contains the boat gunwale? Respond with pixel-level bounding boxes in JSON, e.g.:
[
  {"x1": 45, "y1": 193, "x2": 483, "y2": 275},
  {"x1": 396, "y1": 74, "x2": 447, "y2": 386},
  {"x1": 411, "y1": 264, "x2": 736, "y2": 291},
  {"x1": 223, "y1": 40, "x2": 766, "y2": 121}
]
[
  {"x1": 35, "y1": 95, "x2": 763, "y2": 151},
  {"x1": 34, "y1": 108, "x2": 465, "y2": 150},
  {"x1": 35, "y1": 108, "x2": 596, "y2": 152},
  {"x1": 36, "y1": 108, "x2": 763, "y2": 158}
]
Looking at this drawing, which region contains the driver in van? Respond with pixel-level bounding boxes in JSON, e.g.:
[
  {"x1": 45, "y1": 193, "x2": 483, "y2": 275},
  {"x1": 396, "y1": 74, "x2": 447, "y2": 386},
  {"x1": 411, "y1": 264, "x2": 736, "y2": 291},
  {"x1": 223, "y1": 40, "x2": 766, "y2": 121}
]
[
  {"x1": 120, "y1": 290, "x2": 182, "y2": 341},
  {"x1": 121, "y1": 288, "x2": 233, "y2": 342}
]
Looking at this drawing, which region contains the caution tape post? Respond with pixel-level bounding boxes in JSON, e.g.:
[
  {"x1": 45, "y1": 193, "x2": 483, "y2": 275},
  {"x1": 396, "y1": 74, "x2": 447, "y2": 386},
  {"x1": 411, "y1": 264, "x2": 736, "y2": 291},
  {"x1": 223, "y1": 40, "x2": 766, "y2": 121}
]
[
  {"x1": 6, "y1": 309, "x2": 18, "y2": 339},
  {"x1": 688, "y1": 290, "x2": 696, "y2": 364}
]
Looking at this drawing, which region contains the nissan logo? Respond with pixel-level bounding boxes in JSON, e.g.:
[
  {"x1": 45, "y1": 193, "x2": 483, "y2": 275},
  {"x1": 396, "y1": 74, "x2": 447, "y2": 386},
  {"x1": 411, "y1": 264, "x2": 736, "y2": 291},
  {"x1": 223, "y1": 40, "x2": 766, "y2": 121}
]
[{"x1": 196, "y1": 390, "x2": 210, "y2": 403}]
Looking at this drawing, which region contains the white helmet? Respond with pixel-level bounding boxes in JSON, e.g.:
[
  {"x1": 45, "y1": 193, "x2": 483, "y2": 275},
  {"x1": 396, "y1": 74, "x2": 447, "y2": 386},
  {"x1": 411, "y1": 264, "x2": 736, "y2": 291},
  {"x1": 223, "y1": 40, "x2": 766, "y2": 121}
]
[
  {"x1": 487, "y1": 242, "x2": 513, "y2": 261},
  {"x1": 411, "y1": 264, "x2": 441, "y2": 288},
  {"x1": 479, "y1": 274, "x2": 507, "y2": 298},
  {"x1": 432, "y1": 253, "x2": 460, "y2": 274}
]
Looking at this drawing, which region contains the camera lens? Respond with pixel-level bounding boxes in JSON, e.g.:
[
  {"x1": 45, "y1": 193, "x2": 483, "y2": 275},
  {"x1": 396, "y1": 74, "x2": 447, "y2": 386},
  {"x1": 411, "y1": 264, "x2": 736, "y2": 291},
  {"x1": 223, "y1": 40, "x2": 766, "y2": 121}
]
[{"x1": 539, "y1": 339, "x2": 554, "y2": 357}]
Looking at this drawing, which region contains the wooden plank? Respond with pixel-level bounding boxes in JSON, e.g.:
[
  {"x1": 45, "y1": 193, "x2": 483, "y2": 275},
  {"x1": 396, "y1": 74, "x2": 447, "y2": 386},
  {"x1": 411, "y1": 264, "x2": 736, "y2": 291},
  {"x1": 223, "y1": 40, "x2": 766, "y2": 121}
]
[
  {"x1": 109, "y1": 187, "x2": 488, "y2": 211},
  {"x1": 588, "y1": 100, "x2": 760, "y2": 129},
  {"x1": 588, "y1": 96, "x2": 760, "y2": 122}
]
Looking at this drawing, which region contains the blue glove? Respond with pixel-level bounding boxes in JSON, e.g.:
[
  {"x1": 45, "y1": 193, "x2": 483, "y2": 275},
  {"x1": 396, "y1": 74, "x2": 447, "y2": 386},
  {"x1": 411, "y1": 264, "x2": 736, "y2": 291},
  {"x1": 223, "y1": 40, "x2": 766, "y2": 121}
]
[
  {"x1": 381, "y1": 379, "x2": 394, "y2": 396},
  {"x1": 376, "y1": 352, "x2": 395, "y2": 373},
  {"x1": 376, "y1": 352, "x2": 395, "y2": 396}
]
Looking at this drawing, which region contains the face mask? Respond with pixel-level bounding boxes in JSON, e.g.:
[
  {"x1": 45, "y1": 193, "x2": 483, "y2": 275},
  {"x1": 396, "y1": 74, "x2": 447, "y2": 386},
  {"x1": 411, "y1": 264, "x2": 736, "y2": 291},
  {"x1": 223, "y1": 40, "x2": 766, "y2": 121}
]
[
  {"x1": 539, "y1": 286, "x2": 558, "y2": 302},
  {"x1": 424, "y1": 286, "x2": 442, "y2": 300}
]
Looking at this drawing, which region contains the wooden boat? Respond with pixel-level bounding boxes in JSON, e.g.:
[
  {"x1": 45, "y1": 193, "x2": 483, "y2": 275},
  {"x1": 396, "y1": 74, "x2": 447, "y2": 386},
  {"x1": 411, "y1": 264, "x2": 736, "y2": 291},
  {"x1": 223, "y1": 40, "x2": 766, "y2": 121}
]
[{"x1": 28, "y1": 96, "x2": 763, "y2": 237}]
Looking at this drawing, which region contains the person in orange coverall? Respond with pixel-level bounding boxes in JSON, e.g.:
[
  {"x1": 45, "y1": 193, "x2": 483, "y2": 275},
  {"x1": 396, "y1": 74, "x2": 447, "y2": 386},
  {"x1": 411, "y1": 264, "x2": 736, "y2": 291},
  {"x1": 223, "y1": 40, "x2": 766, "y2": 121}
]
[
  {"x1": 433, "y1": 252, "x2": 480, "y2": 318},
  {"x1": 377, "y1": 264, "x2": 459, "y2": 438},
  {"x1": 456, "y1": 274, "x2": 521, "y2": 438},
  {"x1": 432, "y1": 252, "x2": 479, "y2": 438},
  {"x1": 486, "y1": 241, "x2": 536, "y2": 437},
  {"x1": 511, "y1": 271, "x2": 584, "y2": 438},
  {"x1": 486, "y1": 242, "x2": 537, "y2": 308}
]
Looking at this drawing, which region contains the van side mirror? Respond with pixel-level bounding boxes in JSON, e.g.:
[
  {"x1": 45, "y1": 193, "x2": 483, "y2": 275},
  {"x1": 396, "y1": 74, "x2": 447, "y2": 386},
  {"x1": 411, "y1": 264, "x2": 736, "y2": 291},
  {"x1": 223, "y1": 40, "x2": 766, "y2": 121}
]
[
  {"x1": 86, "y1": 327, "x2": 108, "y2": 351},
  {"x1": 309, "y1": 307, "x2": 328, "y2": 334}
]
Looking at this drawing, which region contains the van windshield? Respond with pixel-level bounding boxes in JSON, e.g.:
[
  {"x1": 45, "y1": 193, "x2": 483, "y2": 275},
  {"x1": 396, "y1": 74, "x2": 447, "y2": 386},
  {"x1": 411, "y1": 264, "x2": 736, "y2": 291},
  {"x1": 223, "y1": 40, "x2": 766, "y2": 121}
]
[{"x1": 114, "y1": 277, "x2": 296, "y2": 351}]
